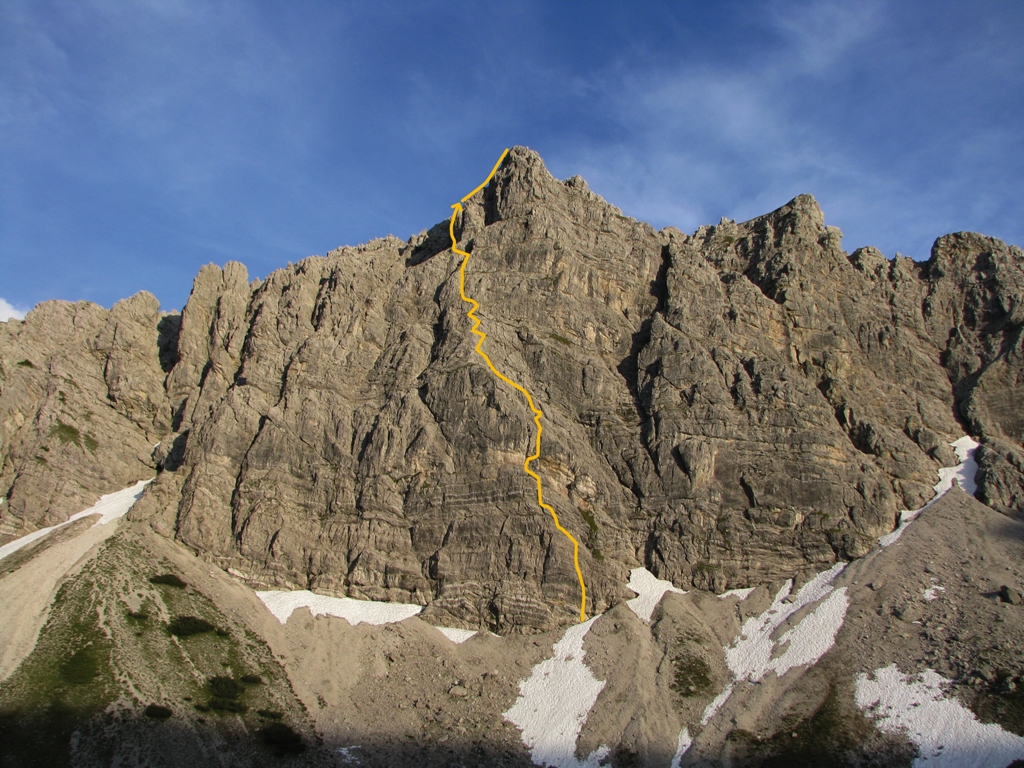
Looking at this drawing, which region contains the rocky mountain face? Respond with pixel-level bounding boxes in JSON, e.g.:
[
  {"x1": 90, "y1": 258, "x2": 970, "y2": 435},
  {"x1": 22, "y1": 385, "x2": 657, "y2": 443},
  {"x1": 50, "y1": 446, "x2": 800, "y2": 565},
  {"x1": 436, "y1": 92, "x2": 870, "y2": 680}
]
[
  {"x1": 0, "y1": 293, "x2": 176, "y2": 535},
  {"x1": 2, "y1": 147, "x2": 1023, "y2": 633}
]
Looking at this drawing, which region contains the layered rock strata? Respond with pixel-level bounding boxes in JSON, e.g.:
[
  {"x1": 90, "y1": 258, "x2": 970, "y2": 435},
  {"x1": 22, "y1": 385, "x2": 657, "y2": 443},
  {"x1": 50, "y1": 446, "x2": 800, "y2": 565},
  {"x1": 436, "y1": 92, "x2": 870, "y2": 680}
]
[{"x1": 1, "y1": 147, "x2": 1022, "y2": 631}]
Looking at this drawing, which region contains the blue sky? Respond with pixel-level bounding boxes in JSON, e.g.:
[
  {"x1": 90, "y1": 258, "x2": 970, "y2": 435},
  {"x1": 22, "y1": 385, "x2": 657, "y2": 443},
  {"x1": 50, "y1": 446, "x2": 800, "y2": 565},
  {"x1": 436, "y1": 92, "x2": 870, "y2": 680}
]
[{"x1": 2, "y1": 0, "x2": 1022, "y2": 317}]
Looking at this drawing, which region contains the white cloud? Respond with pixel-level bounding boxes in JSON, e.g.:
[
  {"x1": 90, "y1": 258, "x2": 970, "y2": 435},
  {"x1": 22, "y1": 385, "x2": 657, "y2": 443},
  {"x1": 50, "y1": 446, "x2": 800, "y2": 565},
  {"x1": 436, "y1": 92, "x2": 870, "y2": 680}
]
[
  {"x1": 0, "y1": 298, "x2": 27, "y2": 322},
  {"x1": 544, "y1": 0, "x2": 1023, "y2": 259}
]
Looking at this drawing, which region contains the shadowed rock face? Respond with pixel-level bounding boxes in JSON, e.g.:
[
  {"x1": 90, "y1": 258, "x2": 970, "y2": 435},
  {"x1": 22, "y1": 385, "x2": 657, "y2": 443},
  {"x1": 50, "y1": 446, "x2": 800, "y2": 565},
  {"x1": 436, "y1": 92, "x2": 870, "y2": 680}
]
[{"x1": 2, "y1": 146, "x2": 1022, "y2": 631}]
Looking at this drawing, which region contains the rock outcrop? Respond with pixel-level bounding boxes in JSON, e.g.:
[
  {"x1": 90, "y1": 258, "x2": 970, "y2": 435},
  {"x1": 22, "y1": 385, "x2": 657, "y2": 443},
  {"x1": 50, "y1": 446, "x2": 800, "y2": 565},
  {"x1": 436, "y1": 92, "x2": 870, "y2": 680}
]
[
  {"x1": 0, "y1": 292, "x2": 174, "y2": 537},
  {"x1": 2, "y1": 147, "x2": 1022, "y2": 631}
]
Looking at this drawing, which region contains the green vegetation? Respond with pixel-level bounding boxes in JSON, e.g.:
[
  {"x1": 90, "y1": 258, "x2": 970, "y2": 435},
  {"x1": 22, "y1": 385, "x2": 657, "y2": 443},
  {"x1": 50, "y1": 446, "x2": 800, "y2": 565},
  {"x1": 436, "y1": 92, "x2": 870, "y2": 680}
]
[
  {"x1": 168, "y1": 615, "x2": 216, "y2": 637},
  {"x1": 210, "y1": 698, "x2": 248, "y2": 714},
  {"x1": 149, "y1": 573, "x2": 187, "y2": 588},
  {"x1": 670, "y1": 652, "x2": 712, "y2": 698},
  {"x1": 207, "y1": 676, "x2": 250, "y2": 713},
  {"x1": 258, "y1": 722, "x2": 305, "y2": 755},
  {"x1": 726, "y1": 684, "x2": 914, "y2": 767},
  {"x1": 83, "y1": 434, "x2": 98, "y2": 452},
  {"x1": 578, "y1": 507, "x2": 603, "y2": 559},
  {"x1": 579, "y1": 508, "x2": 599, "y2": 538},
  {"x1": 209, "y1": 676, "x2": 244, "y2": 699},
  {"x1": 1, "y1": 534, "x2": 314, "y2": 763},
  {"x1": 550, "y1": 333, "x2": 573, "y2": 346},
  {"x1": 59, "y1": 646, "x2": 100, "y2": 686},
  {"x1": 0, "y1": 578, "x2": 115, "y2": 766},
  {"x1": 143, "y1": 703, "x2": 172, "y2": 719},
  {"x1": 49, "y1": 420, "x2": 81, "y2": 447},
  {"x1": 16, "y1": 359, "x2": 34, "y2": 368}
]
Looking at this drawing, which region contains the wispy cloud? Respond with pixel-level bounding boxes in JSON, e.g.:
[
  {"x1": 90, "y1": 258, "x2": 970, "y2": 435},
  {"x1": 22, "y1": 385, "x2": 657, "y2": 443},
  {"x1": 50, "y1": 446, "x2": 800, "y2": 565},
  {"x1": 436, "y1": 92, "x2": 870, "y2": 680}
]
[
  {"x1": 545, "y1": 0, "x2": 1023, "y2": 260},
  {"x1": 0, "y1": 298, "x2": 28, "y2": 322},
  {"x1": 2, "y1": 1, "x2": 1022, "y2": 311}
]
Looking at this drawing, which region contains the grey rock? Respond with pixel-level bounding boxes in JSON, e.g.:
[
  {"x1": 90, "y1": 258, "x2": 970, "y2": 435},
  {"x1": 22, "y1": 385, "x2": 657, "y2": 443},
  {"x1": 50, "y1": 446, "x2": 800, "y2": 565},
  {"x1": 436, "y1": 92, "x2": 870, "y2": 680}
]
[
  {"x1": 0, "y1": 293, "x2": 171, "y2": 538},
  {"x1": 999, "y1": 585, "x2": 1023, "y2": 605},
  {"x1": 3, "y1": 146, "x2": 1024, "y2": 633}
]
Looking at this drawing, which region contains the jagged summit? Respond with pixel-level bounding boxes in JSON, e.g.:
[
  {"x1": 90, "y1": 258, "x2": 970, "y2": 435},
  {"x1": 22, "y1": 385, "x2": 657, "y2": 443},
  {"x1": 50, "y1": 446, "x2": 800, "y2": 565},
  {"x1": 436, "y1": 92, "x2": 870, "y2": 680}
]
[{"x1": 1, "y1": 149, "x2": 1023, "y2": 634}]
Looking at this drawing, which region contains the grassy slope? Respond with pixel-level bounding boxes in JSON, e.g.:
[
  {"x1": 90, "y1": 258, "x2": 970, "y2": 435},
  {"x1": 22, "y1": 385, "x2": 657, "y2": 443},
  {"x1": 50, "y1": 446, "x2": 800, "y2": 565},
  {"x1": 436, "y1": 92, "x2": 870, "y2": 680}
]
[{"x1": 0, "y1": 532, "x2": 322, "y2": 767}]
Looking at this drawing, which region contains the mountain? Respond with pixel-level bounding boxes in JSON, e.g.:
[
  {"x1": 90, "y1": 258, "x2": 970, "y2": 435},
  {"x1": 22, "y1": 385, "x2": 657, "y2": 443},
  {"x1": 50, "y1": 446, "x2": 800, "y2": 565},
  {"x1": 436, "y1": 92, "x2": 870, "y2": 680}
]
[
  {"x1": 3, "y1": 146, "x2": 1022, "y2": 631},
  {"x1": 1, "y1": 147, "x2": 1024, "y2": 766}
]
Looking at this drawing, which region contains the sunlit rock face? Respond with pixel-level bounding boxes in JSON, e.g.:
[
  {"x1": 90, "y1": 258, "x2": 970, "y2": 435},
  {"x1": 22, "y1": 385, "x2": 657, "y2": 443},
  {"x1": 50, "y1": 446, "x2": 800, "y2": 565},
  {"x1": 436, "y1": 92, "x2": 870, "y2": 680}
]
[{"x1": 3, "y1": 146, "x2": 1023, "y2": 632}]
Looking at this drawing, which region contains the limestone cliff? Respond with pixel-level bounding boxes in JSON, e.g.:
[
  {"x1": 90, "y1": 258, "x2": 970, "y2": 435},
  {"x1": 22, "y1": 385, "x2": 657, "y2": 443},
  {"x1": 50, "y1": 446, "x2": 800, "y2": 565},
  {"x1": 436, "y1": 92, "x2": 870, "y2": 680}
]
[{"x1": 2, "y1": 147, "x2": 1022, "y2": 631}]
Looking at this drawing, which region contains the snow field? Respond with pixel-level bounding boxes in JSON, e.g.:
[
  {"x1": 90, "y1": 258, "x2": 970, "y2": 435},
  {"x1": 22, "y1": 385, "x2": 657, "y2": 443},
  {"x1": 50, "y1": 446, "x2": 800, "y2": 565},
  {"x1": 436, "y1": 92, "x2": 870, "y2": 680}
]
[
  {"x1": 253, "y1": 589, "x2": 482, "y2": 642},
  {"x1": 503, "y1": 616, "x2": 610, "y2": 768},
  {"x1": 703, "y1": 562, "x2": 850, "y2": 724},
  {"x1": 725, "y1": 562, "x2": 848, "y2": 683},
  {"x1": 670, "y1": 727, "x2": 693, "y2": 767},
  {"x1": 0, "y1": 480, "x2": 150, "y2": 563},
  {"x1": 855, "y1": 664, "x2": 1024, "y2": 768},
  {"x1": 254, "y1": 590, "x2": 424, "y2": 626},
  {"x1": 435, "y1": 626, "x2": 477, "y2": 644},
  {"x1": 625, "y1": 567, "x2": 687, "y2": 621},
  {"x1": 717, "y1": 587, "x2": 755, "y2": 600},
  {"x1": 880, "y1": 436, "x2": 979, "y2": 547}
]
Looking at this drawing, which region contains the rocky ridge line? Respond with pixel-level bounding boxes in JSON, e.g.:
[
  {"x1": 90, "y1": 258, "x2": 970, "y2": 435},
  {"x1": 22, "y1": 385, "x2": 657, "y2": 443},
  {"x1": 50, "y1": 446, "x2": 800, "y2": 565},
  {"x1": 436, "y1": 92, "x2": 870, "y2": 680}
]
[{"x1": 1, "y1": 146, "x2": 1022, "y2": 632}]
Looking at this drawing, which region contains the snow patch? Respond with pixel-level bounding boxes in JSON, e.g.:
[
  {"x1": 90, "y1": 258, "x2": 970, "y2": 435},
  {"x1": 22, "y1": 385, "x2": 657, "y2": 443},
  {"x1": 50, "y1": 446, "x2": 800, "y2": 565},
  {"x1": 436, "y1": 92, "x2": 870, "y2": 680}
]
[
  {"x1": 336, "y1": 745, "x2": 362, "y2": 764},
  {"x1": 255, "y1": 590, "x2": 423, "y2": 626},
  {"x1": 435, "y1": 626, "x2": 477, "y2": 644},
  {"x1": 704, "y1": 563, "x2": 849, "y2": 724},
  {"x1": 880, "y1": 436, "x2": 979, "y2": 547},
  {"x1": 0, "y1": 480, "x2": 150, "y2": 563},
  {"x1": 625, "y1": 567, "x2": 686, "y2": 621},
  {"x1": 670, "y1": 727, "x2": 693, "y2": 767},
  {"x1": 856, "y1": 664, "x2": 1024, "y2": 768},
  {"x1": 923, "y1": 585, "x2": 946, "y2": 602},
  {"x1": 701, "y1": 683, "x2": 735, "y2": 725},
  {"x1": 717, "y1": 587, "x2": 755, "y2": 600},
  {"x1": 726, "y1": 562, "x2": 848, "y2": 683},
  {"x1": 503, "y1": 617, "x2": 609, "y2": 768}
]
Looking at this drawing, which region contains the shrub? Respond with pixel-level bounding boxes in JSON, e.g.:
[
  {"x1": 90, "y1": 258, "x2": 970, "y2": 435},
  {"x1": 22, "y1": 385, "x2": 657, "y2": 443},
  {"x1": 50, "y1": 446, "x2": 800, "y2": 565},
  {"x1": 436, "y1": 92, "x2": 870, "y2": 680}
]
[
  {"x1": 670, "y1": 653, "x2": 712, "y2": 697},
  {"x1": 168, "y1": 616, "x2": 214, "y2": 637},
  {"x1": 49, "y1": 420, "x2": 81, "y2": 447},
  {"x1": 258, "y1": 722, "x2": 305, "y2": 755},
  {"x1": 83, "y1": 434, "x2": 98, "y2": 452},
  {"x1": 209, "y1": 698, "x2": 248, "y2": 714},
  {"x1": 126, "y1": 610, "x2": 148, "y2": 621},
  {"x1": 149, "y1": 573, "x2": 187, "y2": 588},
  {"x1": 257, "y1": 709, "x2": 283, "y2": 720},
  {"x1": 241, "y1": 674, "x2": 263, "y2": 685},
  {"x1": 209, "y1": 676, "x2": 244, "y2": 699},
  {"x1": 17, "y1": 359, "x2": 34, "y2": 368},
  {"x1": 144, "y1": 704, "x2": 172, "y2": 720}
]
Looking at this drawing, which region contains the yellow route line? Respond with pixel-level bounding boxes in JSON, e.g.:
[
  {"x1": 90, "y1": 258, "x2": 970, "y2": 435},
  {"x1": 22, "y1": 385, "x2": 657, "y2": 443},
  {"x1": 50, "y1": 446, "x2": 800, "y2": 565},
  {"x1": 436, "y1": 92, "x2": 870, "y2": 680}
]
[{"x1": 450, "y1": 147, "x2": 588, "y2": 622}]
